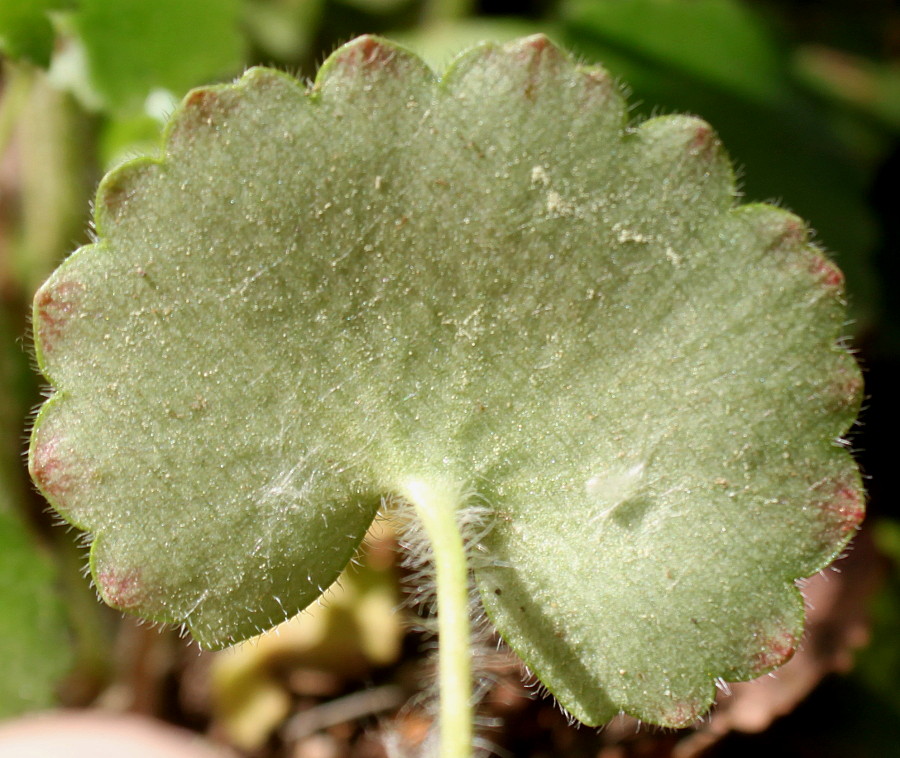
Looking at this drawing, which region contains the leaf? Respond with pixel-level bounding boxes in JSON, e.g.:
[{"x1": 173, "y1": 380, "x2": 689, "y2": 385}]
[
  {"x1": 853, "y1": 519, "x2": 900, "y2": 715},
  {"x1": 0, "y1": 309, "x2": 71, "y2": 716},
  {"x1": 563, "y1": 0, "x2": 789, "y2": 104},
  {"x1": 241, "y1": 0, "x2": 325, "y2": 63},
  {"x1": 697, "y1": 532, "x2": 878, "y2": 740},
  {"x1": 70, "y1": 0, "x2": 244, "y2": 112},
  {"x1": 795, "y1": 44, "x2": 900, "y2": 131},
  {"x1": 561, "y1": 0, "x2": 879, "y2": 328},
  {"x1": 29, "y1": 35, "x2": 862, "y2": 726},
  {"x1": 0, "y1": 508, "x2": 72, "y2": 716},
  {"x1": 0, "y1": 0, "x2": 71, "y2": 67}
]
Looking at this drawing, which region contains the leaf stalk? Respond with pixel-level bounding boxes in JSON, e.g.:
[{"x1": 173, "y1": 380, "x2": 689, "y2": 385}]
[{"x1": 401, "y1": 478, "x2": 473, "y2": 758}]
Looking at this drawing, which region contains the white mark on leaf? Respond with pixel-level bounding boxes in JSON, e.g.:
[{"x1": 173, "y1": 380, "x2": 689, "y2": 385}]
[
  {"x1": 586, "y1": 462, "x2": 646, "y2": 520},
  {"x1": 531, "y1": 165, "x2": 549, "y2": 187}
]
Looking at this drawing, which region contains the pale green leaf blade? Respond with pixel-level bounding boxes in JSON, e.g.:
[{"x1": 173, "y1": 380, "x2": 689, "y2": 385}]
[
  {"x1": 445, "y1": 42, "x2": 863, "y2": 726},
  {"x1": 560, "y1": 0, "x2": 878, "y2": 327},
  {"x1": 29, "y1": 44, "x2": 437, "y2": 648},
  {"x1": 29, "y1": 35, "x2": 862, "y2": 726}
]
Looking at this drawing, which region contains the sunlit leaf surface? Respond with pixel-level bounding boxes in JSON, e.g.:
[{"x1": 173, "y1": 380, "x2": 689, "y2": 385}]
[{"x1": 30, "y1": 35, "x2": 862, "y2": 726}]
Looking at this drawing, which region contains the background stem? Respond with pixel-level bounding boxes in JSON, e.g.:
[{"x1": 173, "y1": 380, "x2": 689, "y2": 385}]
[{"x1": 401, "y1": 479, "x2": 472, "y2": 758}]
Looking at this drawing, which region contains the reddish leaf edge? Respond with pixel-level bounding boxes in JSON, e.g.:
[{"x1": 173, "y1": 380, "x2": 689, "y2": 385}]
[{"x1": 26, "y1": 34, "x2": 865, "y2": 727}]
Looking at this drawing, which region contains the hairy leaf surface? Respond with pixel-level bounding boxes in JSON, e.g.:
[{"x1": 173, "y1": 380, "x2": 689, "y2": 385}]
[{"x1": 29, "y1": 35, "x2": 862, "y2": 726}]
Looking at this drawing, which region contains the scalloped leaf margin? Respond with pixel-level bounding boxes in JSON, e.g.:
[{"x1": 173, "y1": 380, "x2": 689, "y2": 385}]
[{"x1": 28, "y1": 35, "x2": 863, "y2": 727}]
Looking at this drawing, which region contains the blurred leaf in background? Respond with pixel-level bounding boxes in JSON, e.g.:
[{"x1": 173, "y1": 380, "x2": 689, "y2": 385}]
[
  {"x1": 0, "y1": 308, "x2": 71, "y2": 716},
  {"x1": 242, "y1": 0, "x2": 326, "y2": 64},
  {"x1": 796, "y1": 45, "x2": 900, "y2": 132},
  {"x1": 0, "y1": 0, "x2": 73, "y2": 67},
  {"x1": 389, "y1": 16, "x2": 542, "y2": 69},
  {"x1": 854, "y1": 520, "x2": 900, "y2": 716},
  {"x1": 5, "y1": 68, "x2": 95, "y2": 296},
  {"x1": 67, "y1": 0, "x2": 244, "y2": 113},
  {"x1": 0, "y1": 505, "x2": 72, "y2": 717}
]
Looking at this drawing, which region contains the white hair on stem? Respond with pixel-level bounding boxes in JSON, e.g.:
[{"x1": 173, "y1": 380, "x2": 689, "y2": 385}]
[{"x1": 379, "y1": 486, "x2": 510, "y2": 758}]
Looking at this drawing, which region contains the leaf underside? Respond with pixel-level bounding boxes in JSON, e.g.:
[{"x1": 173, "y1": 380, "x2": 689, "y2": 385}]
[{"x1": 29, "y1": 35, "x2": 863, "y2": 727}]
